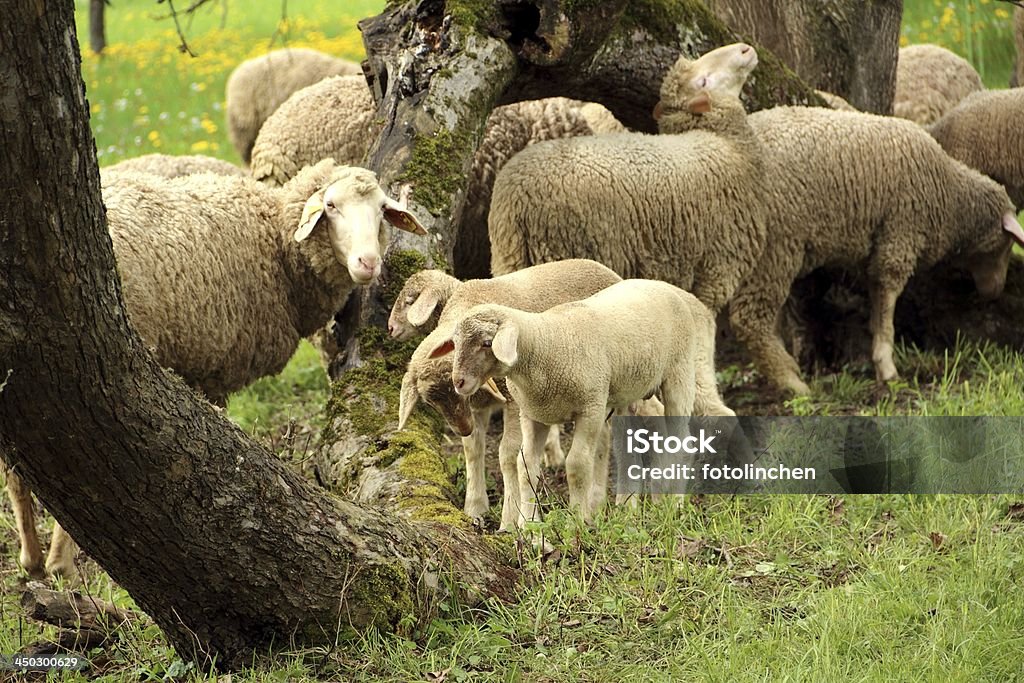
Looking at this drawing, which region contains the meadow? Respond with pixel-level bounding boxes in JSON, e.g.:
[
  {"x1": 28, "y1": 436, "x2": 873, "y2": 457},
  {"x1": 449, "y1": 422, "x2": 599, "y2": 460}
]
[{"x1": 1, "y1": 1, "x2": 1023, "y2": 680}]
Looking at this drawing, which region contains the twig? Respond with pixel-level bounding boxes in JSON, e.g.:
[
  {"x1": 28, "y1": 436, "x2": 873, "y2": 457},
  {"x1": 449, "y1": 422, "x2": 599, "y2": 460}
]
[
  {"x1": 997, "y1": 0, "x2": 1024, "y2": 9},
  {"x1": 164, "y1": 0, "x2": 197, "y2": 57}
]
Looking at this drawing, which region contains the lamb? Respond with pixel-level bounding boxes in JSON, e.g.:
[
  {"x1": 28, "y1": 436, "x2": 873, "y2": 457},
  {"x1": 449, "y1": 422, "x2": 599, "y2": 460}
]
[
  {"x1": 893, "y1": 44, "x2": 983, "y2": 126},
  {"x1": 721, "y1": 105, "x2": 1024, "y2": 395},
  {"x1": 102, "y1": 153, "x2": 246, "y2": 178},
  {"x1": 575, "y1": 101, "x2": 627, "y2": 134},
  {"x1": 9, "y1": 159, "x2": 426, "y2": 578},
  {"x1": 396, "y1": 260, "x2": 623, "y2": 530},
  {"x1": 433, "y1": 279, "x2": 731, "y2": 525},
  {"x1": 225, "y1": 48, "x2": 360, "y2": 163},
  {"x1": 388, "y1": 269, "x2": 461, "y2": 341},
  {"x1": 250, "y1": 75, "x2": 380, "y2": 187},
  {"x1": 928, "y1": 88, "x2": 1024, "y2": 209},
  {"x1": 488, "y1": 43, "x2": 766, "y2": 314}
]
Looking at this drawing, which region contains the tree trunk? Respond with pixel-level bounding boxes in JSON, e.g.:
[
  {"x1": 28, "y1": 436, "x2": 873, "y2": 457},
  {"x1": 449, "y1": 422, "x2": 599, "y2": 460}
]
[
  {"x1": 0, "y1": 0, "x2": 517, "y2": 670},
  {"x1": 704, "y1": 0, "x2": 902, "y2": 114},
  {"x1": 89, "y1": 0, "x2": 106, "y2": 55}
]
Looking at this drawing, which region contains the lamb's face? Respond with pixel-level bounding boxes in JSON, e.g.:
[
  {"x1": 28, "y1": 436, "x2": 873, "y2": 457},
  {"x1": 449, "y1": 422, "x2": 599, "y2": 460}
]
[
  {"x1": 295, "y1": 168, "x2": 426, "y2": 286},
  {"x1": 388, "y1": 272, "x2": 442, "y2": 340},
  {"x1": 420, "y1": 361, "x2": 475, "y2": 436},
  {"x1": 430, "y1": 309, "x2": 512, "y2": 398}
]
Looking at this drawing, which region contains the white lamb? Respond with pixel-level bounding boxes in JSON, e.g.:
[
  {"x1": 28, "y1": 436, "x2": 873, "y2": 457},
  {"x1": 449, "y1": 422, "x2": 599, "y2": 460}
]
[{"x1": 432, "y1": 279, "x2": 728, "y2": 525}]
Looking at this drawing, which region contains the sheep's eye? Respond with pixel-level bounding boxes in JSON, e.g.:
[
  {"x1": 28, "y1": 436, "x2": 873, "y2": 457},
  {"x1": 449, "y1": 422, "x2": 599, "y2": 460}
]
[
  {"x1": 481, "y1": 339, "x2": 492, "y2": 348},
  {"x1": 326, "y1": 200, "x2": 336, "y2": 210}
]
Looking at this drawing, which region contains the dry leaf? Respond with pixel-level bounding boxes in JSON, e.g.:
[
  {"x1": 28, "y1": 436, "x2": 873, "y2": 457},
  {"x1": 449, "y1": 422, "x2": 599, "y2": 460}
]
[{"x1": 930, "y1": 531, "x2": 946, "y2": 549}]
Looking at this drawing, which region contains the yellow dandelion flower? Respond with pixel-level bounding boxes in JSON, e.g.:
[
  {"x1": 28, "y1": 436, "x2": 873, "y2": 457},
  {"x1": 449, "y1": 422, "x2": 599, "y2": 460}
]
[
  {"x1": 148, "y1": 131, "x2": 160, "y2": 142},
  {"x1": 191, "y1": 140, "x2": 211, "y2": 152},
  {"x1": 200, "y1": 119, "x2": 218, "y2": 134},
  {"x1": 996, "y1": 8, "x2": 1009, "y2": 19}
]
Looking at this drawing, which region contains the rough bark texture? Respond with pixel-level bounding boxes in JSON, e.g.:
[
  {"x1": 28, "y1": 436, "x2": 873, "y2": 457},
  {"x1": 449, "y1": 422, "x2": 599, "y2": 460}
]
[
  {"x1": 89, "y1": 0, "x2": 106, "y2": 55},
  {"x1": 704, "y1": 0, "x2": 902, "y2": 114},
  {"x1": 0, "y1": 0, "x2": 517, "y2": 669}
]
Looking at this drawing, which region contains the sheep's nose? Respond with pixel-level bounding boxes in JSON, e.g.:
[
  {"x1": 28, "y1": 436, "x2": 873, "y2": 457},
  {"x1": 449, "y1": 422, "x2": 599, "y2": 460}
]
[
  {"x1": 387, "y1": 323, "x2": 395, "y2": 336},
  {"x1": 455, "y1": 378, "x2": 466, "y2": 390},
  {"x1": 359, "y1": 255, "x2": 379, "y2": 271},
  {"x1": 740, "y1": 45, "x2": 751, "y2": 54}
]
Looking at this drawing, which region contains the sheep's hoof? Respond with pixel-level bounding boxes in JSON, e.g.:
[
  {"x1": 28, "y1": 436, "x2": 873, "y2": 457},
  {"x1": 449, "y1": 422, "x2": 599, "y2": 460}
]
[
  {"x1": 782, "y1": 377, "x2": 812, "y2": 397},
  {"x1": 45, "y1": 557, "x2": 77, "y2": 581},
  {"x1": 20, "y1": 557, "x2": 46, "y2": 581}
]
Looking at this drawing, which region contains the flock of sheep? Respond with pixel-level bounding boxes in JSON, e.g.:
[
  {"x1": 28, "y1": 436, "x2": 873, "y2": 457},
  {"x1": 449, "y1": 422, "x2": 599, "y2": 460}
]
[{"x1": 7, "y1": 18, "x2": 1024, "y2": 576}]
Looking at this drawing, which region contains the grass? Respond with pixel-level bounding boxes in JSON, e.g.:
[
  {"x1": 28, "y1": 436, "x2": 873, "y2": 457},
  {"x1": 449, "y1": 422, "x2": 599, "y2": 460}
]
[{"x1": 2, "y1": 0, "x2": 1024, "y2": 680}]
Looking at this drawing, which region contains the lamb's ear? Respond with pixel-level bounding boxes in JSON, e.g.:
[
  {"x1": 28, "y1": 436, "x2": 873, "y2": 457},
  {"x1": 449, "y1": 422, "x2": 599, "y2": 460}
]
[
  {"x1": 295, "y1": 191, "x2": 325, "y2": 242},
  {"x1": 428, "y1": 338, "x2": 455, "y2": 359},
  {"x1": 406, "y1": 290, "x2": 440, "y2": 327},
  {"x1": 1004, "y1": 212, "x2": 1024, "y2": 248},
  {"x1": 398, "y1": 373, "x2": 419, "y2": 430},
  {"x1": 685, "y1": 92, "x2": 712, "y2": 114},
  {"x1": 383, "y1": 195, "x2": 428, "y2": 236},
  {"x1": 482, "y1": 377, "x2": 507, "y2": 403},
  {"x1": 652, "y1": 101, "x2": 664, "y2": 121},
  {"x1": 491, "y1": 325, "x2": 519, "y2": 366}
]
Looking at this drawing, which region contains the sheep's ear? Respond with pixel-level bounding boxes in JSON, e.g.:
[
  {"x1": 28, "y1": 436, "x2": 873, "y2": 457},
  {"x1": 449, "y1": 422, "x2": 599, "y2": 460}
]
[
  {"x1": 482, "y1": 377, "x2": 507, "y2": 403},
  {"x1": 383, "y1": 195, "x2": 428, "y2": 236},
  {"x1": 428, "y1": 339, "x2": 455, "y2": 359},
  {"x1": 398, "y1": 373, "x2": 419, "y2": 430},
  {"x1": 295, "y1": 192, "x2": 325, "y2": 242},
  {"x1": 685, "y1": 92, "x2": 712, "y2": 114},
  {"x1": 406, "y1": 291, "x2": 440, "y2": 327},
  {"x1": 652, "y1": 101, "x2": 664, "y2": 121},
  {"x1": 1004, "y1": 212, "x2": 1024, "y2": 249},
  {"x1": 492, "y1": 325, "x2": 519, "y2": 366}
]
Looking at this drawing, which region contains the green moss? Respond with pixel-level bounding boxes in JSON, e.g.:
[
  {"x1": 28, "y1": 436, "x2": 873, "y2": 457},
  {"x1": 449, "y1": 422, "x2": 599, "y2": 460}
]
[
  {"x1": 344, "y1": 560, "x2": 417, "y2": 635},
  {"x1": 383, "y1": 249, "x2": 429, "y2": 306},
  {"x1": 399, "y1": 127, "x2": 475, "y2": 216},
  {"x1": 621, "y1": 0, "x2": 720, "y2": 45},
  {"x1": 445, "y1": 0, "x2": 499, "y2": 34}
]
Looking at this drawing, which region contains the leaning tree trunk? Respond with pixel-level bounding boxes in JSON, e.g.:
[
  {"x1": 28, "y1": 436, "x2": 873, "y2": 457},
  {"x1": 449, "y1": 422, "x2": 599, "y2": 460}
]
[
  {"x1": 704, "y1": 0, "x2": 902, "y2": 114},
  {"x1": 89, "y1": 0, "x2": 106, "y2": 55},
  {"x1": 0, "y1": 0, "x2": 519, "y2": 670}
]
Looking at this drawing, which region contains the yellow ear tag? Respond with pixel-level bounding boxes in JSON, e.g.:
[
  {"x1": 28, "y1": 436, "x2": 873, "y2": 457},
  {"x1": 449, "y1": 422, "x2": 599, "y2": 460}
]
[{"x1": 295, "y1": 195, "x2": 325, "y2": 242}]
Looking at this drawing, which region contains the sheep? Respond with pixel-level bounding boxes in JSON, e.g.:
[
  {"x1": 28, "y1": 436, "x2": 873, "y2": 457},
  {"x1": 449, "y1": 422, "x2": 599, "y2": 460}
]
[
  {"x1": 8, "y1": 160, "x2": 426, "y2": 578},
  {"x1": 928, "y1": 88, "x2": 1024, "y2": 209},
  {"x1": 225, "y1": 48, "x2": 361, "y2": 163},
  {"x1": 396, "y1": 259, "x2": 623, "y2": 530},
  {"x1": 102, "y1": 154, "x2": 246, "y2": 179},
  {"x1": 815, "y1": 90, "x2": 857, "y2": 112},
  {"x1": 431, "y1": 279, "x2": 732, "y2": 525},
  {"x1": 1013, "y1": 7, "x2": 1024, "y2": 88},
  {"x1": 893, "y1": 44, "x2": 984, "y2": 126},
  {"x1": 488, "y1": 43, "x2": 766, "y2": 314},
  {"x1": 250, "y1": 75, "x2": 379, "y2": 187},
  {"x1": 247, "y1": 81, "x2": 614, "y2": 279},
  {"x1": 723, "y1": 105, "x2": 1024, "y2": 395},
  {"x1": 576, "y1": 102, "x2": 627, "y2": 134},
  {"x1": 388, "y1": 269, "x2": 461, "y2": 341}
]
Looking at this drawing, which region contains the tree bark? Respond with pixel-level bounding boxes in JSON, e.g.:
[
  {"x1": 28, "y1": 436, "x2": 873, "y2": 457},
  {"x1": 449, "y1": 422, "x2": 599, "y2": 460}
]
[
  {"x1": 704, "y1": 0, "x2": 902, "y2": 114},
  {"x1": 89, "y1": 0, "x2": 106, "y2": 55},
  {"x1": 0, "y1": 0, "x2": 517, "y2": 670}
]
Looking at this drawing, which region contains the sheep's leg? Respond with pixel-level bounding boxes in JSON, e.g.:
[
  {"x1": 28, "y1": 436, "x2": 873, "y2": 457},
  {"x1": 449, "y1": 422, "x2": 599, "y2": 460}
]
[
  {"x1": 6, "y1": 468, "x2": 45, "y2": 579},
  {"x1": 729, "y1": 257, "x2": 810, "y2": 395},
  {"x1": 517, "y1": 416, "x2": 549, "y2": 526},
  {"x1": 45, "y1": 523, "x2": 77, "y2": 578},
  {"x1": 543, "y1": 425, "x2": 565, "y2": 468},
  {"x1": 497, "y1": 403, "x2": 523, "y2": 532},
  {"x1": 869, "y1": 282, "x2": 904, "y2": 383},
  {"x1": 461, "y1": 406, "x2": 492, "y2": 522},
  {"x1": 588, "y1": 424, "x2": 611, "y2": 517},
  {"x1": 565, "y1": 414, "x2": 605, "y2": 523}
]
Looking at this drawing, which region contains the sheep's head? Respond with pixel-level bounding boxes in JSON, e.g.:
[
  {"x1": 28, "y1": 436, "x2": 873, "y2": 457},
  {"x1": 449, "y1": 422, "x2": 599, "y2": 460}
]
[
  {"x1": 398, "y1": 352, "x2": 504, "y2": 436},
  {"x1": 429, "y1": 305, "x2": 518, "y2": 398},
  {"x1": 964, "y1": 212, "x2": 1024, "y2": 299},
  {"x1": 294, "y1": 167, "x2": 426, "y2": 285},
  {"x1": 387, "y1": 270, "x2": 456, "y2": 340},
  {"x1": 655, "y1": 42, "x2": 758, "y2": 121}
]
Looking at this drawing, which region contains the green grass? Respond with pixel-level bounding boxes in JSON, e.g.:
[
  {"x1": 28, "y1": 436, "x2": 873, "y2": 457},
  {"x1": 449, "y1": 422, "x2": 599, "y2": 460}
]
[
  {"x1": 901, "y1": 0, "x2": 1018, "y2": 87},
  {"x1": 3, "y1": 1, "x2": 1024, "y2": 681}
]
